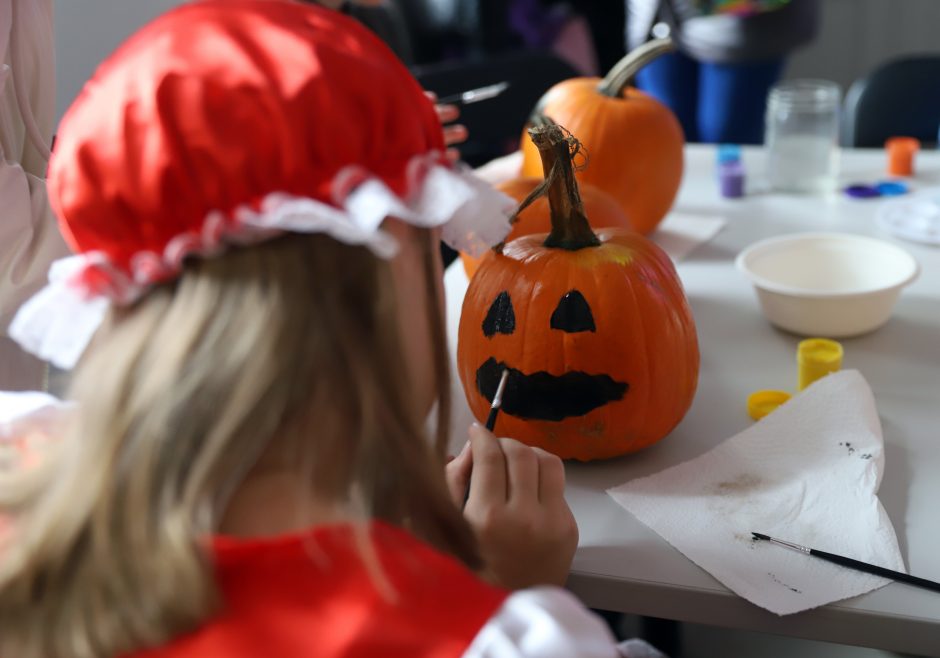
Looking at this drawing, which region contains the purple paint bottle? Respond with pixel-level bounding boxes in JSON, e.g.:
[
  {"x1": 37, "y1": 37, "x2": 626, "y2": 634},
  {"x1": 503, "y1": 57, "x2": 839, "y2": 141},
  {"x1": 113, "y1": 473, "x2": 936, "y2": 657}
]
[{"x1": 719, "y1": 161, "x2": 745, "y2": 198}]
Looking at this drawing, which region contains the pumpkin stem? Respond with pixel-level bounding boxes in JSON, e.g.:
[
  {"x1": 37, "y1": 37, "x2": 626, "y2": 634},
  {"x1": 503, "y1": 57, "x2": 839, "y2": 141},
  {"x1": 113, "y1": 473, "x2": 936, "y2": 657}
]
[
  {"x1": 598, "y1": 37, "x2": 675, "y2": 98},
  {"x1": 530, "y1": 114, "x2": 555, "y2": 129},
  {"x1": 526, "y1": 122, "x2": 601, "y2": 251}
]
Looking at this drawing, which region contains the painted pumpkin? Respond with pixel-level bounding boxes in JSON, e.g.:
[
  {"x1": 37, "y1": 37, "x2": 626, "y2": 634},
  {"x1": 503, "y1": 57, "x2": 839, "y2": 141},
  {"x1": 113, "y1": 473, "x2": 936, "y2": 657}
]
[
  {"x1": 460, "y1": 177, "x2": 631, "y2": 279},
  {"x1": 457, "y1": 123, "x2": 698, "y2": 461},
  {"x1": 520, "y1": 38, "x2": 684, "y2": 235}
]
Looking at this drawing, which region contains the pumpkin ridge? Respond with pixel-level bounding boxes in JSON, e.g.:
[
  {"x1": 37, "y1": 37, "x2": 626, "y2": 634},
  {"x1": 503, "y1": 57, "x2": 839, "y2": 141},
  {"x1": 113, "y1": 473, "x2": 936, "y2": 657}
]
[
  {"x1": 523, "y1": 252, "x2": 559, "y2": 384},
  {"x1": 626, "y1": 256, "x2": 655, "y2": 442},
  {"x1": 647, "y1": 246, "x2": 700, "y2": 428},
  {"x1": 649, "y1": 242, "x2": 697, "y2": 434},
  {"x1": 559, "y1": 262, "x2": 575, "y2": 390}
]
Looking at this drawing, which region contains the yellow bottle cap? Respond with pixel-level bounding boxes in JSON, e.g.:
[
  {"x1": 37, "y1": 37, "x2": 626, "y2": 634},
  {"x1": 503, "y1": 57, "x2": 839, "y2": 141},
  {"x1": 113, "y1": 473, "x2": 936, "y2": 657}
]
[
  {"x1": 797, "y1": 338, "x2": 844, "y2": 391},
  {"x1": 747, "y1": 390, "x2": 793, "y2": 421}
]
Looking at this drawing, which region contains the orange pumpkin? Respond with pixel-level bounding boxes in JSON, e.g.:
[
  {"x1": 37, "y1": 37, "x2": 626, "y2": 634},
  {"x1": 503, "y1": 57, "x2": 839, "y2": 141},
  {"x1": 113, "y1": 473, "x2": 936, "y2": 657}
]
[
  {"x1": 457, "y1": 122, "x2": 698, "y2": 461},
  {"x1": 460, "y1": 177, "x2": 630, "y2": 279},
  {"x1": 520, "y1": 38, "x2": 684, "y2": 235}
]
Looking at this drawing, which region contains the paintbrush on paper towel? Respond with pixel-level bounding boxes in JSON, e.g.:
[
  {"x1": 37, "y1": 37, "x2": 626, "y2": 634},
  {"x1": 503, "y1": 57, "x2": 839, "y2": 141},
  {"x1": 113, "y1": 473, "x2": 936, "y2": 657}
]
[{"x1": 752, "y1": 533, "x2": 940, "y2": 594}]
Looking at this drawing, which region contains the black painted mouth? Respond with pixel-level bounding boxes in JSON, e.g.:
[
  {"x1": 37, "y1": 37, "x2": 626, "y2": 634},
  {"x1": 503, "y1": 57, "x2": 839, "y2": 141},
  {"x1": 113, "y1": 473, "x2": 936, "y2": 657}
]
[{"x1": 476, "y1": 357, "x2": 628, "y2": 422}]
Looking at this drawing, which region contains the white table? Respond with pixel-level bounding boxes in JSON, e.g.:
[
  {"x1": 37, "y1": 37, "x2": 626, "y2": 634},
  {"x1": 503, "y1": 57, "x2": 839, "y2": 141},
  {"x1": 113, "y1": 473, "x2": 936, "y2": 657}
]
[{"x1": 444, "y1": 145, "x2": 940, "y2": 656}]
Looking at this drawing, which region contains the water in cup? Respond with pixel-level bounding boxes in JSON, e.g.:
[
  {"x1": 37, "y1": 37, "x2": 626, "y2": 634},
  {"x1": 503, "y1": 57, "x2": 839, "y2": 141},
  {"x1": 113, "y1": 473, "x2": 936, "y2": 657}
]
[{"x1": 765, "y1": 80, "x2": 841, "y2": 193}]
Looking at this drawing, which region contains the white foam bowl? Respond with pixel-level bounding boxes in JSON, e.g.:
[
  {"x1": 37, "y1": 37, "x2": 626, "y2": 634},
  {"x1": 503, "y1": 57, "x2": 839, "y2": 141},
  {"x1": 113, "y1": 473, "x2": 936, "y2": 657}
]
[{"x1": 735, "y1": 232, "x2": 919, "y2": 337}]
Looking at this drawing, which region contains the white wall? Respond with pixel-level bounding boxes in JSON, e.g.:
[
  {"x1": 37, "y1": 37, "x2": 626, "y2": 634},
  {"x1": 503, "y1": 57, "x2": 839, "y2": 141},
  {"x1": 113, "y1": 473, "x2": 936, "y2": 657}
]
[
  {"x1": 55, "y1": 0, "x2": 186, "y2": 118},
  {"x1": 780, "y1": 0, "x2": 940, "y2": 92}
]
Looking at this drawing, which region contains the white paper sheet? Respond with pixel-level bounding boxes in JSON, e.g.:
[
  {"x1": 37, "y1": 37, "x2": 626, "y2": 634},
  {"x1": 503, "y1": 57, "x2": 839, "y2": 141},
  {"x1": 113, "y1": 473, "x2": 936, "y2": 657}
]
[
  {"x1": 649, "y1": 213, "x2": 725, "y2": 261},
  {"x1": 608, "y1": 370, "x2": 904, "y2": 615}
]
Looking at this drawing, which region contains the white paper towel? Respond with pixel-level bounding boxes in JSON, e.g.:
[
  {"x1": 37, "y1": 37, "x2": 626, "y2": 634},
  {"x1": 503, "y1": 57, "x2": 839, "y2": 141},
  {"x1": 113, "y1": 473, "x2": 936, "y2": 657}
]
[
  {"x1": 649, "y1": 213, "x2": 725, "y2": 261},
  {"x1": 607, "y1": 370, "x2": 905, "y2": 615}
]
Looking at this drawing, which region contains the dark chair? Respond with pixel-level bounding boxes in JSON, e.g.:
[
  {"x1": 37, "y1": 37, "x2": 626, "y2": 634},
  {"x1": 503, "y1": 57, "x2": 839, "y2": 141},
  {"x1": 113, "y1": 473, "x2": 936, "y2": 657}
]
[
  {"x1": 395, "y1": 0, "x2": 486, "y2": 63},
  {"x1": 842, "y1": 55, "x2": 940, "y2": 147},
  {"x1": 412, "y1": 51, "x2": 579, "y2": 167},
  {"x1": 396, "y1": 0, "x2": 532, "y2": 64}
]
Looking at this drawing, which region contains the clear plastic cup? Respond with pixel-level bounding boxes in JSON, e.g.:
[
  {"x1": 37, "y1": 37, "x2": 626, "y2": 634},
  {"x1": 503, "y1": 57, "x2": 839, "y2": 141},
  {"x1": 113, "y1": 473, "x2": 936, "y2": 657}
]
[{"x1": 765, "y1": 80, "x2": 841, "y2": 194}]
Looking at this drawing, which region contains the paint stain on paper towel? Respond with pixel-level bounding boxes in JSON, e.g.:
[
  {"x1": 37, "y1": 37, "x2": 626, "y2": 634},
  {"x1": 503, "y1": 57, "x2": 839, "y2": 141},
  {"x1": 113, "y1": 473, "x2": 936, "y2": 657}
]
[
  {"x1": 734, "y1": 532, "x2": 759, "y2": 549},
  {"x1": 710, "y1": 474, "x2": 763, "y2": 495},
  {"x1": 769, "y1": 572, "x2": 802, "y2": 594},
  {"x1": 839, "y1": 442, "x2": 873, "y2": 460}
]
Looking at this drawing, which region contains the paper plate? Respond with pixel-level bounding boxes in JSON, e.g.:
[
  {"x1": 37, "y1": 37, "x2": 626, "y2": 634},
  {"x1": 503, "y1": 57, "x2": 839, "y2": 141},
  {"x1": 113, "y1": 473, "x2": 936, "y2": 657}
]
[{"x1": 877, "y1": 188, "x2": 940, "y2": 246}]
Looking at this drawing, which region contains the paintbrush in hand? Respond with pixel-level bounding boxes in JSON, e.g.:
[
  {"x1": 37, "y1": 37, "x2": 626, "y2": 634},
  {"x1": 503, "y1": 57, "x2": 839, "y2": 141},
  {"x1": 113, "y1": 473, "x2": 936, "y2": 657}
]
[
  {"x1": 485, "y1": 369, "x2": 510, "y2": 432},
  {"x1": 462, "y1": 369, "x2": 510, "y2": 509}
]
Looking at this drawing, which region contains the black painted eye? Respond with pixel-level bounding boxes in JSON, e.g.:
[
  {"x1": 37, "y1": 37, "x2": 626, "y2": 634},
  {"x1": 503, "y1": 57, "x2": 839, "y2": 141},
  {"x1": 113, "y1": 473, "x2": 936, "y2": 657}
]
[
  {"x1": 483, "y1": 291, "x2": 516, "y2": 337},
  {"x1": 551, "y1": 290, "x2": 595, "y2": 333}
]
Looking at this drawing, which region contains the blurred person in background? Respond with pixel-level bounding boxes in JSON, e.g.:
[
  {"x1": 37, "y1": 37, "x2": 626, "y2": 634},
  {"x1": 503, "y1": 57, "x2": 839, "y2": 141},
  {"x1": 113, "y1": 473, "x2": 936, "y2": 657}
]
[{"x1": 626, "y1": 0, "x2": 820, "y2": 143}]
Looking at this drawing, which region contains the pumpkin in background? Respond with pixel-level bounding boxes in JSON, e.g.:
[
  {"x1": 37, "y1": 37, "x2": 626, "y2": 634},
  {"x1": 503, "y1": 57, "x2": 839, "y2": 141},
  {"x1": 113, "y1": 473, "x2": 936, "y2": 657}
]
[
  {"x1": 520, "y1": 38, "x2": 684, "y2": 235},
  {"x1": 460, "y1": 177, "x2": 630, "y2": 279},
  {"x1": 457, "y1": 122, "x2": 699, "y2": 461}
]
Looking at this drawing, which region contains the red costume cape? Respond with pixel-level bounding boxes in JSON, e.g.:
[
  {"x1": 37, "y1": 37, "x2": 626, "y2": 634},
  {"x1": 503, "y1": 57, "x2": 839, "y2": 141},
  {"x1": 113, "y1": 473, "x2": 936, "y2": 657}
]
[{"x1": 131, "y1": 522, "x2": 507, "y2": 658}]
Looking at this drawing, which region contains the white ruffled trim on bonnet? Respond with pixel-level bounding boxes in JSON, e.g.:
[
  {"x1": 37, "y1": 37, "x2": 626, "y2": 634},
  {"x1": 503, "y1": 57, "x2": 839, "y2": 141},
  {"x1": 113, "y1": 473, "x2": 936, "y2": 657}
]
[
  {"x1": 10, "y1": 159, "x2": 514, "y2": 369},
  {"x1": 9, "y1": 256, "x2": 111, "y2": 369}
]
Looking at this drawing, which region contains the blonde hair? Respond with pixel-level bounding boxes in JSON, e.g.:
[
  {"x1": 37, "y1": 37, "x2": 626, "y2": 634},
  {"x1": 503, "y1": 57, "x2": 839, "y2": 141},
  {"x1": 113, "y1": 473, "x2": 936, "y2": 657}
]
[{"x1": 0, "y1": 232, "x2": 479, "y2": 658}]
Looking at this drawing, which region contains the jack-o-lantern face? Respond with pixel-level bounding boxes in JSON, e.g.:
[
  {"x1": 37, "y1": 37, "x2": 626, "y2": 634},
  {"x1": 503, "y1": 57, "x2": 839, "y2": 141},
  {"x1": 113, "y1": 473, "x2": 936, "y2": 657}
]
[
  {"x1": 457, "y1": 232, "x2": 698, "y2": 461},
  {"x1": 456, "y1": 122, "x2": 698, "y2": 461},
  {"x1": 475, "y1": 290, "x2": 628, "y2": 422}
]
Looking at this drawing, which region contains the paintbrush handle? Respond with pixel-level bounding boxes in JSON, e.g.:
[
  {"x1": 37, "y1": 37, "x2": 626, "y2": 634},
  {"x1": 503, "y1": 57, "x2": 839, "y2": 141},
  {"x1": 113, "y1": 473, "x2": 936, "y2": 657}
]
[
  {"x1": 484, "y1": 369, "x2": 509, "y2": 432},
  {"x1": 810, "y1": 549, "x2": 940, "y2": 594},
  {"x1": 484, "y1": 406, "x2": 499, "y2": 432},
  {"x1": 462, "y1": 408, "x2": 498, "y2": 508}
]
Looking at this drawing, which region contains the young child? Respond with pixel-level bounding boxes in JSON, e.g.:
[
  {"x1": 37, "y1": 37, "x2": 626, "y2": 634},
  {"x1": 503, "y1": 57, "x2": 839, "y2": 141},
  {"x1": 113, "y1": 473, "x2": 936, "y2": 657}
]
[{"x1": 1, "y1": 2, "x2": 662, "y2": 657}]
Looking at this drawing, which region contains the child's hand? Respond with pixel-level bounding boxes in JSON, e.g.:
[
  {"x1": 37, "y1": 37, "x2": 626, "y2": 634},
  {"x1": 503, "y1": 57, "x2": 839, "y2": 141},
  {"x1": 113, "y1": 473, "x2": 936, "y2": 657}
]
[
  {"x1": 446, "y1": 424, "x2": 579, "y2": 590},
  {"x1": 425, "y1": 92, "x2": 467, "y2": 163}
]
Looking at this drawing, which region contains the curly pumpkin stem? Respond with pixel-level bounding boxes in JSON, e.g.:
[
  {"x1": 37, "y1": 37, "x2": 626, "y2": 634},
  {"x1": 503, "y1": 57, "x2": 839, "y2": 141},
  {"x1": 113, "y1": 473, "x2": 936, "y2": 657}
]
[
  {"x1": 598, "y1": 37, "x2": 675, "y2": 98},
  {"x1": 525, "y1": 122, "x2": 600, "y2": 251}
]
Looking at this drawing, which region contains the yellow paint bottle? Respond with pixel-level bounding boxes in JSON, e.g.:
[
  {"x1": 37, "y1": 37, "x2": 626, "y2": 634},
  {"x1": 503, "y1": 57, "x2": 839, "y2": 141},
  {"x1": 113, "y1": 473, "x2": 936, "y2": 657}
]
[{"x1": 797, "y1": 338, "x2": 843, "y2": 391}]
